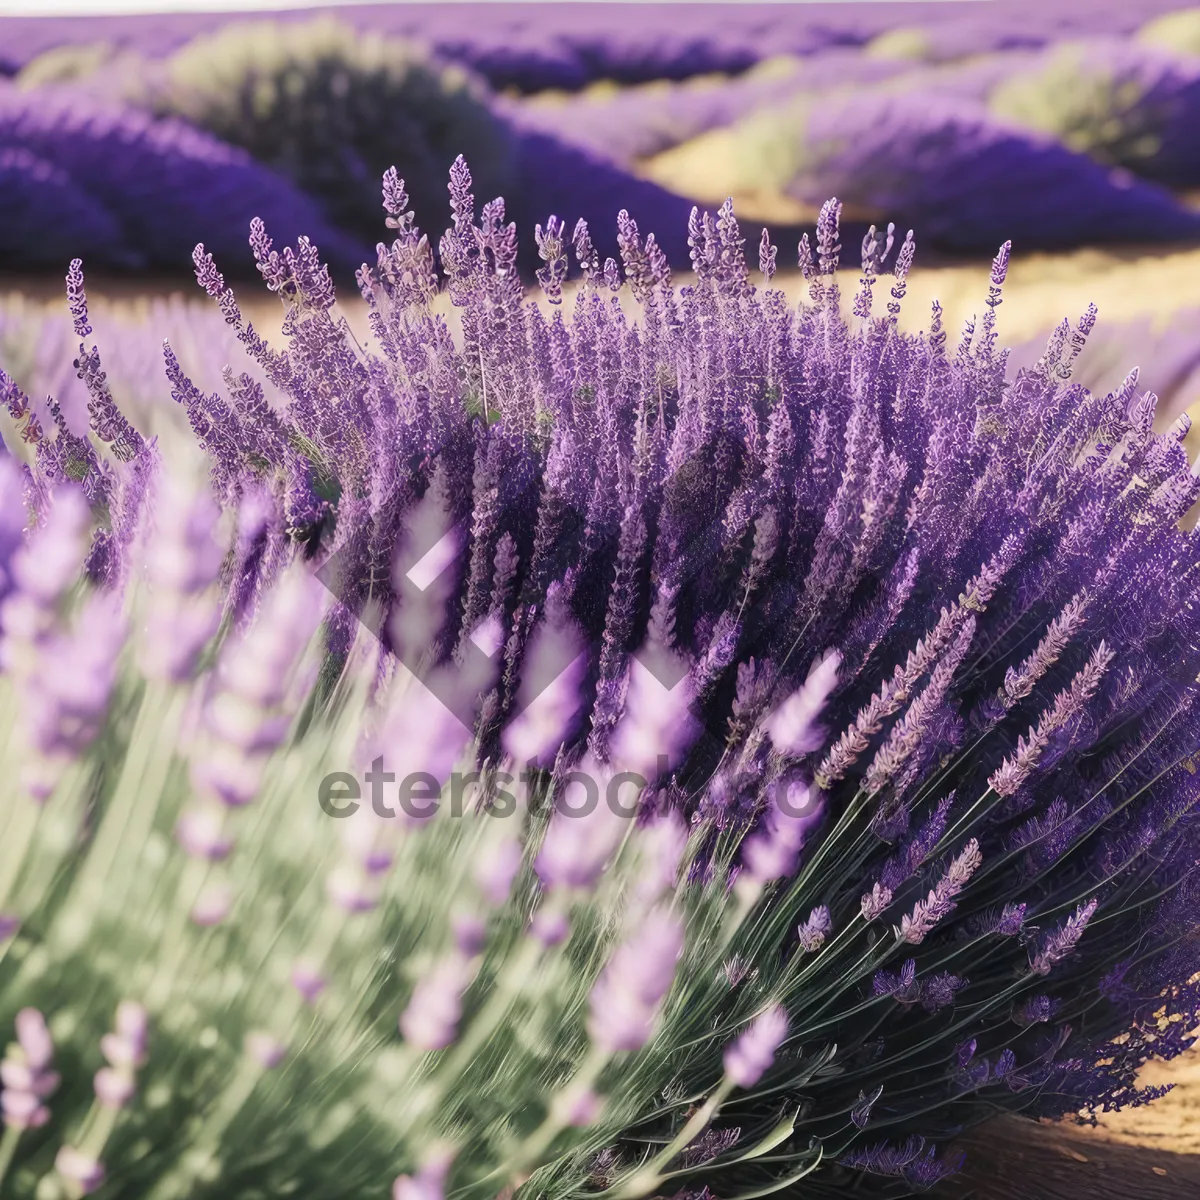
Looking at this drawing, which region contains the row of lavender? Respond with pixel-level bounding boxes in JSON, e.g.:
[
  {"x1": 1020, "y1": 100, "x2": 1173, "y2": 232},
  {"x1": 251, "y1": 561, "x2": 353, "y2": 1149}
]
[
  {"x1": 0, "y1": 161, "x2": 1199, "y2": 1196},
  {"x1": 7, "y1": 7, "x2": 1200, "y2": 277}
]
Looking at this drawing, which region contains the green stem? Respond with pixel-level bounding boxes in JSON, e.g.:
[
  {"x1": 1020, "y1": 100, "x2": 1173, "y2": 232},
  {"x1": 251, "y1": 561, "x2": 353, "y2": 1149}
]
[{"x1": 614, "y1": 1076, "x2": 737, "y2": 1199}]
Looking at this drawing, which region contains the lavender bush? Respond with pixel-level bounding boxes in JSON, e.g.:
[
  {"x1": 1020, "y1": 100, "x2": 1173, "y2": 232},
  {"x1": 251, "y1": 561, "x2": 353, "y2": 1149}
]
[
  {"x1": 0, "y1": 80, "x2": 366, "y2": 275},
  {"x1": 989, "y1": 37, "x2": 1200, "y2": 188},
  {"x1": 665, "y1": 85, "x2": 1200, "y2": 250},
  {"x1": 1, "y1": 161, "x2": 1200, "y2": 1199},
  {"x1": 142, "y1": 18, "x2": 516, "y2": 250}
]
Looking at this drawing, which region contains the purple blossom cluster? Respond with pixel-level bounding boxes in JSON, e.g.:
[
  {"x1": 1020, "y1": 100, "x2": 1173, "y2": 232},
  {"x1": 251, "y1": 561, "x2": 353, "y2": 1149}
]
[{"x1": 5, "y1": 155, "x2": 1200, "y2": 1193}]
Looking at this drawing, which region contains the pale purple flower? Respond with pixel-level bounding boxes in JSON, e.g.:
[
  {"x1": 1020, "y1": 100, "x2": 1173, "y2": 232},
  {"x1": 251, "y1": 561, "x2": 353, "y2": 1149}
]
[
  {"x1": 898, "y1": 840, "x2": 982, "y2": 945},
  {"x1": 588, "y1": 908, "x2": 684, "y2": 1053},
  {"x1": 291, "y1": 960, "x2": 327, "y2": 1004},
  {"x1": 174, "y1": 805, "x2": 233, "y2": 861},
  {"x1": 1029, "y1": 898, "x2": 1099, "y2": 976},
  {"x1": 530, "y1": 909, "x2": 570, "y2": 947},
  {"x1": 244, "y1": 1032, "x2": 287, "y2": 1070},
  {"x1": 723, "y1": 1005, "x2": 788, "y2": 1087},
  {"x1": 765, "y1": 650, "x2": 840, "y2": 756},
  {"x1": 94, "y1": 1066, "x2": 136, "y2": 1109},
  {"x1": 325, "y1": 863, "x2": 380, "y2": 914},
  {"x1": 1, "y1": 1009, "x2": 58, "y2": 1131},
  {"x1": 797, "y1": 905, "x2": 832, "y2": 953},
  {"x1": 861, "y1": 883, "x2": 893, "y2": 922},
  {"x1": 609, "y1": 659, "x2": 700, "y2": 780},
  {"x1": 740, "y1": 780, "x2": 826, "y2": 884},
  {"x1": 472, "y1": 837, "x2": 523, "y2": 906},
  {"x1": 399, "y1": 956, "x2": 472, "y2": 1051},
  {"x1": 190, "y1": 883, "x2": 234, "y2": 927},
  {"x1": 536, "y1": 758, "x2": 628, "y2": 890},
  {"x1": 451, "y1": 914, "x2": 488, "y2": 957},
  {"x1": 502, "y1": 649, "x2": 588, "y2": 769},
  {"x1": 635, "y1": 811, "x2": 689, "y2": 901},
  {"x1": 56, "y1": 1147, "x2": 105, "y2": 1194}
]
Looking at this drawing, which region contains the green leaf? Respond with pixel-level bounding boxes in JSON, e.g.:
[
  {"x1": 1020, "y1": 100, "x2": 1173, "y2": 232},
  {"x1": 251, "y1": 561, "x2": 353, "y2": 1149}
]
[{"x1": 723, "y1": 1145, "x2": 824, "y2": 1200}]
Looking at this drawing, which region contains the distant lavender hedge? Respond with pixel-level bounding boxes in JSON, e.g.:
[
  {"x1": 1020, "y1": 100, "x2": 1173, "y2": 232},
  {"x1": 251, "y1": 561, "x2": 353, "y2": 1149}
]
[
  {"x1": 143, "y1": 18, "x2": 517, "y2": 250},
  {"x1": 0, "y1": 81, "x2": 368, "y2": 275},
  {"x1": 0, "y1": 1, "x2": 1194, "y2": 93},
  {"x1": 989, "y1": 37, "x2": 1200, "y2": 188},
  {"x1": 718, "y1": 87, "x2": 1200, "y2": 250}
]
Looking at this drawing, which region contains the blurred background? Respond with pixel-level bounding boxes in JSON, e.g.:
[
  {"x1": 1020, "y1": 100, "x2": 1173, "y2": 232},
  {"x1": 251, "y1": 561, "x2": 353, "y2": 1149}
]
[{"x1": 7, "y1": 1, "x2": 1200, "y2": 455}]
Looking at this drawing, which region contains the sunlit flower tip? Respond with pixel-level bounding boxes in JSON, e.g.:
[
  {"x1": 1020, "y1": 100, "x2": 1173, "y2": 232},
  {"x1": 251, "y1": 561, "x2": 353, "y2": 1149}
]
[
  {"x1": 1, "y1": 1089, "x2": 49, "y2": 1129},
  {"x1": 325, "y1": 864, "x2": 380, "y2": 914},
  {"x1": 190, "y1": 744, "x2": 265, "y2": 808},
  {"x1": 797, "y1": 905, "x2": 832, "y2": 953},
  {"x1": 93, "y1": 1066, "x2": 136, "y2": 1109},
  {"x1": 451, "y1": 914, "x2": 488, "y2": 957},
  {"x1": 553, "y1": 1085, "x2": 603, "y2": 1127},
  {"x1": 635, "y1": 812, "x2": 689, "y2": 899},
  {"x1": 206, "y1": 691, "x2": 291, "y2": 754},
  {"x1": 55, "y1": 1147, "x2": 106, "y2": 1194},
  {"x1": 471, "y1": 837, "x2": 523, "y2": 906},
  {"x1": 0, "y1": 913, "x2": 18, "y2": 942},
  {"x1": 14, "y1": 1009, "x2": 53, "y2": 1071},
  {"x1": 398, "y1": 958, "x2": 469, "y2": 1051},
  {"x1": 529, "y1": 909, "x2": 570, "y2": 947},
  {"x1": 291, "y1": 961, "x2": 327, "y2": 1004},
  {"x1": 723, "y1": 1005, "x2": 788, "y2": 1088},
  {"x1": 175, "y1": 806, "x2": 233, "y2": 861},
  {"x1": 190, "y1": 883, "x2": 234, "y2": 927},
  {"x1": 587, "y1": 909, "x2": 684, "y2": 1053},
  {"x1": 14, "y1": 487, "x2": 91, "y2": 604},
  {"x1": 765, "y1": 650, "x2": 840, "y2": 755},
  {"x1": 243, "y1": 1032, "x2": 286, "y2": 1070},
  {"x1": 535, "y1": 764, "x2": 627, "y2": 890}
]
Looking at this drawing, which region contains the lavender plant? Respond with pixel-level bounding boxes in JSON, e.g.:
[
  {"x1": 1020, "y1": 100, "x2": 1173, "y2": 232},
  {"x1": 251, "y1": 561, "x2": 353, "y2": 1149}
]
[
  {"x1": 143, "y1": 17, "x2": 516, "y2": 251},
  {"x1": 2, "y1": 160, "x2": 1200, "y2": 1200}
]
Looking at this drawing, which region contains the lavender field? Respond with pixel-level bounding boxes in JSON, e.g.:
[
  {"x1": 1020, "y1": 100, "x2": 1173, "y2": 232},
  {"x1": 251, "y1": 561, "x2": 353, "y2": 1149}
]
[{"x1": 6, "y1": 5, "x2": 1200, "y2": 1200}]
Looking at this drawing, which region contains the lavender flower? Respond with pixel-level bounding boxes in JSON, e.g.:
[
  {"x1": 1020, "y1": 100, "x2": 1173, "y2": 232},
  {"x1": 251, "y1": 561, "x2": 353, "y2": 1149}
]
[
  {"x1": 1, "y1": 1010, "x2": 58, "y2": 1131},
  {"x1": 588, "y1": 909, "x2": 684, "y2": 1053},
  {"x1": 723, "y1": 1006, "x2": 788, "y2": 1087},
  {"x1": 1029, "y1": 899, "x2": 1100, "y2": 976}
]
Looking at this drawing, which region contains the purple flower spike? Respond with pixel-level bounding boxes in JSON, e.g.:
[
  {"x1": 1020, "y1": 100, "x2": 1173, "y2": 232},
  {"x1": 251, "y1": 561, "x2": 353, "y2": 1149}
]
[
  {"x1": 740, "y1": 780, "x2": 826, "y2": 884},
  {"x1": 244, "y1": 1032, "x2": 286, "y2": 1070},
  {"x1": 1029, "y1": 898, "x2": 1099, "y2": 976},
  {"x1": 399, "y1": 956, "x2": 472, "y2": 1051},
  {"x1": 55, "y1": 1147, "x2": 105, "y2": 1194},
  {"x1": 0, "y1": 914, "x2": 18, "y2": 944},
  {"x1": 536, "y1": 758, "x2": 628, "y2": 890},
  {"x1": 724, "y1": 1005, "x2": 788, "y2": 1087},
  {"x1": 472, "y1": 837, "x2": 523, "y2": 907},
  {"x1": 2, "y1": 1008, "x2": 58, "y2": 1131},
  {"x1": 530, "y1": 909, "x2": 570, "y2": 947},
  {"x1": 291, "y1": 960, "x2": 327, "y2": 1004},
  {"x1": 766, "y1": 651, "x2": 840, "y2": 756},
  {"x1": 797, "y1": 906, "x2": 832, "y2": 953},
  {"x1": 588, "y1": 908, "x2": 684, "y2": 1053}
]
